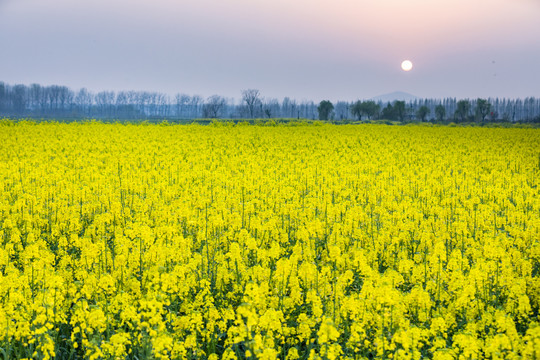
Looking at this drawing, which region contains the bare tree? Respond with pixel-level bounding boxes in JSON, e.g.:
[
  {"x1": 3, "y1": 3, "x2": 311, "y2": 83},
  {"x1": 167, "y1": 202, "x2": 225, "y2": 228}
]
[
  {"x1": 95, "y1": 91, "x2": 115, "y2": 117},
  {"x1": 12, "y1": 84, "x2": 28, "y2": 114},
  {"x1": 190, "y1": 95, "x2": 203, "y2": 118},
  {"x1": 263, "y1": 98, "x2": 280, "y2": 118},
  {"x1": 203, "y1": 95, "x2": 226, "y2": 118},
  {"x1": 116, "y1": 91, "x2": 130, "y2": 118},
  {"x1": 48, "y1": 85, "x2": 62, "y2": 112},
  {"x1": 29, "y1": 84, "x2": 42, "y2": 111},
  {"x1": 75, "y1": 88, "x2": 93, "y2": 116},
  {"x1": 136, "y1": 92, "x2": 150, "y2": 117},
  {"x1": 282, "y1": 97, "x2": 297, "y2": 118},
  {"x1": 0, "y1": 82, "x2": 6, "y2": 112},
  {"x1": 175, "y1": 93, "x2": 191, "y2": 118},
  {"x1": 241, "y1": 89, "x2": 261, "y2": 118},
  {"x1": 58, "y1": 86, "x2": 74, "y2": 113},
  {"x1": 334, "y1": 101, "x2": 351, "y2": 120},
  {"x1": 157, "y1": 93, "x2": 170, "y2": 117}
]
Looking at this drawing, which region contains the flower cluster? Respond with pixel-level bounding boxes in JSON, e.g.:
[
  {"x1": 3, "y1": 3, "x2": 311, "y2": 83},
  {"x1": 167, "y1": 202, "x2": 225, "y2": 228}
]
[{"x1": 0, "y1": 120, "x2": 539, "y2": 359}]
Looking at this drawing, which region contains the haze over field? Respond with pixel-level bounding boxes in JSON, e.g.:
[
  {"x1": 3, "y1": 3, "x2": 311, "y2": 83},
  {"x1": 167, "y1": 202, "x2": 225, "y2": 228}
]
[{"x1": 1, "y1": 0, "x2": 539, "y2": 101}]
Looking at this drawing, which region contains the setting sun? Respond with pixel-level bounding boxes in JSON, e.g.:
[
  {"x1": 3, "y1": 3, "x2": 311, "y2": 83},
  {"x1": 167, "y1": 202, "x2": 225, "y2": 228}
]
[{"x1": 401, "y1": 60, "x2": 413, "y2": 71}]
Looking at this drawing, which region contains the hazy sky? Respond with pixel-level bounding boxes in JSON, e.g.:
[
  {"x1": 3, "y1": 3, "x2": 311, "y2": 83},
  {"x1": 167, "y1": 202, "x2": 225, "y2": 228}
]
[{"x1": 1, "y1": 0, "x2": 539, "y2": 101}]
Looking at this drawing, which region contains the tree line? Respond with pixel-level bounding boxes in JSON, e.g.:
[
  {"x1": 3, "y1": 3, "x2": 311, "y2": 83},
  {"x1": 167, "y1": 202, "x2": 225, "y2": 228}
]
[
  {"x1": 1, "y1": 81, "x2": 539, "y2": 122},
  {"x1": 325, "y1": 98, "x2": 540, "y2": 123}
]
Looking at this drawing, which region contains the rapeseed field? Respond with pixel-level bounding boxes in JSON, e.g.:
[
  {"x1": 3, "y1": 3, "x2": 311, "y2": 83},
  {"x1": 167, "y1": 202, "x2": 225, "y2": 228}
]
[{"x1": 0, "y1": 120, "x2": 539, "y2": 359}]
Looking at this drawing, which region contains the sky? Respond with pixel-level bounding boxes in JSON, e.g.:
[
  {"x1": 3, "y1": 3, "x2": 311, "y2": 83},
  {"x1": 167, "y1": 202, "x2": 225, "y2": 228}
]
[{"x1": 1, "y1": 0, "x2": 539, "y2": 102}]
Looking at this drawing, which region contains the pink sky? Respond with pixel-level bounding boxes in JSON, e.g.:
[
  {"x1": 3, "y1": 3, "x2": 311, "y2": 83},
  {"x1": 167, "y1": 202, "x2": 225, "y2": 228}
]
[{"x1": 1, "y1": 0, "x2": 539, "y2": 101}]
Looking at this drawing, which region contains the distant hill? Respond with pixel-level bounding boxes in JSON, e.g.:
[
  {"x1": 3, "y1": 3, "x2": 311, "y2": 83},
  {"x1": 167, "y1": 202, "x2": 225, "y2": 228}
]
[{"x1": 371, "y1": 91, "x2": 419, "y2": 103}]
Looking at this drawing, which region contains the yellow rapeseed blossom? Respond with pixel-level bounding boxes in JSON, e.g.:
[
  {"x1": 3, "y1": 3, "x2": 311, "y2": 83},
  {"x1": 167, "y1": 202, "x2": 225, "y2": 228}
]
[{"x1": 0, "y1": 120, "x2": 538, "y2": 359}]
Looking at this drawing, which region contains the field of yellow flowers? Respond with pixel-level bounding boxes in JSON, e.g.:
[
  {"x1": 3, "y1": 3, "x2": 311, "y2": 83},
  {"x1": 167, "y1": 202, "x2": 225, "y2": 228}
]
[{"x1": 0, "y1": 120, "x2": 539, "y2": 359}]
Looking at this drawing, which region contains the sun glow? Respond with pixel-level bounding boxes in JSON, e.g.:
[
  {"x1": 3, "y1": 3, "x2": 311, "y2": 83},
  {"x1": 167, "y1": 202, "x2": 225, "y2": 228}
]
[{"x1": 401, "y1": 60, "x2": 413, "y2": 71}]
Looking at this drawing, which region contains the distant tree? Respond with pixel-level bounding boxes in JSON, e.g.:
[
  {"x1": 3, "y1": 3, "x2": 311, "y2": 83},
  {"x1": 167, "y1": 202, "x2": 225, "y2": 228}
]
[
  {"x1": 489, "y1": 111, "x2": 499, "y2": 122},
  {"x1": 47, "y1": 85, "x2": 62, "y2": 112},
  {"x1": 147, "y1": 92, "x2": 159, "y2": 116},
  {"x1": 475, "y1": 98, "x2": 491, "y2": 122},
  {"x1": 75, "y1": 88, "x2": 93, "y2": 116},
  {"x1": 58, "y1": 86, "x2": 74, "y2": 113},
  {"x1": 393, "y1": 101, "x2": 406, "y2": 121},
  {"x1": 282, "y1": 97, "x2": 297, "y2": 118},
  {"x1": 156, "y1": 93, "x2": 170, "y2": 117},
  {"x1": 0, "y1": 82, "x2": 6, "y2": 112},
  {"x1": 29, "y1": 83, "x2": 43, "y2": 111},
  {"x1": 116, "y1": 91, "x2": 134, "y2": 118},
  {"x1": 95, "y1": 91, "x2": 115, "y2": 117},
  {"x1": 175, "y1": 94, "x2": 190, "y2": 118},
  {"x1": 190, "y1": 95, "x2": 203, "y2": 118},
  {"x1": 317, "y1": 100, "x2": 334, "y2": 120},
  {"x1": 416, "y1": 105, "x2": 430, "y2": 122},
  {"x1": 241, "y1": 89, "x2": 261, "y2": 118},
  {"x1": 455, "y1": 99, "x2": 471, "y2": 122},
  {"x1": 263, "y1": 98, "x2": 279, "y2": 118},
  {"x1": 203, "y1": 95, "x2": 226, "y2": 118},
  {"x1": 362, "y1": 100, "x2": 380, "y2": 120},
  {"x1": 351, "y1": 101, "x2": 364, "y2": 120},
  {"x1": 334, "y1": 101, "x2": 350, "y2": 120},
  {"x1": 12, "y1": 84, "x2": 27, "y2": 114},
  {"x1": 302, "y1": 100, "x2": 318, "y2": 120},
  {"x1": 5, "y1": 79, "x2": 540, "y2": 121},
  {"x1": 524, "y1": 97, "x2": 536, "y2": 121},
  {"x1": 351, "y1": 100, "x2": 380, "y2": 121},
  {"x1": 435, "y1": 104, "x2": 446, "y2": 122},
  {"x1": 381, "y1": 103, "x2": 395, "y2": 120}
]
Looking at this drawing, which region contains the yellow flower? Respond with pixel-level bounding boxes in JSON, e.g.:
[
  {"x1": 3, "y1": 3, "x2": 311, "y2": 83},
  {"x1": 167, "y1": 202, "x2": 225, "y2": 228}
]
[{"x1": 1, "y1": 121, "x2": 538, "y2": 359}]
